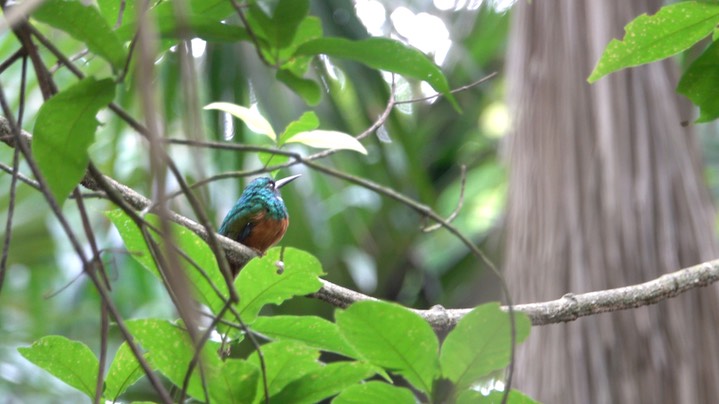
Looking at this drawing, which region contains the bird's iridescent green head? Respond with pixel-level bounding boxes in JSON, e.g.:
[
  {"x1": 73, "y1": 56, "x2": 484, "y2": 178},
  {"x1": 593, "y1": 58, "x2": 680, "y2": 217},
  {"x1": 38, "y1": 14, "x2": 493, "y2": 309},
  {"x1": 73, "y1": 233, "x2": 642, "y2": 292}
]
[{"x1": 236, "y1": 174, "x2": 301, "y2": 219}]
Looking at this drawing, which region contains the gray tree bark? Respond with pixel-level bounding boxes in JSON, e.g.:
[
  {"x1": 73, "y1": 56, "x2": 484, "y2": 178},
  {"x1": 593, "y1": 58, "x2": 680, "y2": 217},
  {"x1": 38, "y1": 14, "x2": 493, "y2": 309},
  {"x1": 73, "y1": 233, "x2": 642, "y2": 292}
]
[{"x1": 504, "y1": 1, "x2": 719, "y2": 402}]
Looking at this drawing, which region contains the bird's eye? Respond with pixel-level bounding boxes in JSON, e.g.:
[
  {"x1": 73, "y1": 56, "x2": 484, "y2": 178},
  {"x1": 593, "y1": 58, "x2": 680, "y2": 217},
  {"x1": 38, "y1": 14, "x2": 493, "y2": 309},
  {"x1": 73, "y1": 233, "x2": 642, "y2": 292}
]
[{"x1": 268, "y1": 181, "x2": 276, "y2": 190}]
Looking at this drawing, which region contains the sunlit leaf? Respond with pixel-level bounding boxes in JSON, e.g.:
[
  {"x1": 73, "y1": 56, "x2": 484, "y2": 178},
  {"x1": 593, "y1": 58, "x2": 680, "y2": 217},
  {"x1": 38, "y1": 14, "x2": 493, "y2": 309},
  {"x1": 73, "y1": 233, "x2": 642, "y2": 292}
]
[
  {"x1": 106, "y1": 210, "x2": 228, "y2": 315},
  {"x1": 18, "y1": 336, "x2": 99, "y2": 399},
  {"x1": 210, "y1": 357, "x2": 260, "y2": 404},
  {"x1": 104, "y1": 342, "x2": 150, "y2": 401},
  {"x1": 33, "y1": 77, "x2": 115, "y2": 205},
  {"x1": 279, "y1": 111, "x2": 320, "y2": 145},
  {"x1": 235, "y1": 247, "x2": 324, "y2": 323},
  {"x1": 252, "y1": 315, "x2": 359, "y2": 358},
  {"x1": 440, "y1": 303, "x2": 531, "y2": 391},
  {"x1": 126, "y1": 319, "x2": 259, "y2": 403},
  {"x1": 271, "y1": 361, "x2": 376, "y2": 404},
  {"x1": 677, "y1": 39, "x2": 719, "y2": 123},
  {"x1": 296, "y1": 37, "x2": 457, "y2": 107},
  {"x1": 284, "y1": 130, "x2": 367, "y2": 155},
  {"x1": 205, "y1": 102, "x2": 277, "y2": 142},
  {"x1": 336, "y1": 301, "x2": 439, "y2": 394},
  {"x1": 332, "y1": 381, "x2": 416, "y2": 404},
  {"x1": 33, "y1": 0, "x2": 127, "y2": 70},
  {"x1": 247, "y1": 340, "x2": 322, "y2": 402},
  {"x1": 456, "y1": 389, "x2": 540, "y2": 404},
  {"x1": 588, "y1": 1, "x2": 719, "y2": 82}
]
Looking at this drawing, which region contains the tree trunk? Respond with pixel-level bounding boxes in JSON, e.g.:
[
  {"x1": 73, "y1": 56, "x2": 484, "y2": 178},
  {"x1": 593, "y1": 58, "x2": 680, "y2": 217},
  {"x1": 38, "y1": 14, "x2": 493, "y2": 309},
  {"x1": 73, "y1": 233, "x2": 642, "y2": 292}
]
[{"x1": 504, "y1": 1, "x2": 719, "y2": 402}]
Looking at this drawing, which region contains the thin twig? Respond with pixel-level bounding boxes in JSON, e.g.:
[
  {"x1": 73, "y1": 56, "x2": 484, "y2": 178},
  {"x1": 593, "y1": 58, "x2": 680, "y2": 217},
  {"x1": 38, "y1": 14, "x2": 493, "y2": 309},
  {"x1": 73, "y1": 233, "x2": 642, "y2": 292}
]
[
  {"x1": 393, "y1": 72, "x2": 498, "y2": 105},
  {"x1": 0, "y1": 53, "x2": 27, "y2": 292},
  {"x1": 421, "y1": 165, "x2": 467, "y2": 232},
  {"x1": 73, "y1": 189, "x2": 111, "y2": 404},
  {"x1": 0, "y1": 47, "x2": 26, "y2": 75},
  {"x1": 230, "y1": 0, "x2": 273, "y2": 67}
]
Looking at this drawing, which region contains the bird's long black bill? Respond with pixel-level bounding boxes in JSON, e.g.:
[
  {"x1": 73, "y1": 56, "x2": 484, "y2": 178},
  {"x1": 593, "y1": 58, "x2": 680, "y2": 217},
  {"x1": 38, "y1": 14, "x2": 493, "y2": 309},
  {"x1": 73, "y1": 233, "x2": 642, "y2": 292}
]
[{"x1": 275, "y1": 174, "x2": 301, "y2": 189}]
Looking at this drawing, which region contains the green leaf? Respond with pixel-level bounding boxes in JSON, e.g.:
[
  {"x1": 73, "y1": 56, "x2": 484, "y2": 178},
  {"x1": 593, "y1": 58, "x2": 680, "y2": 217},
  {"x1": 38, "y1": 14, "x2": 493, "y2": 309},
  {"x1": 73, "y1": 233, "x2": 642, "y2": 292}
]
[
  {"x1": 332, "y1": 381, "x2": 416, "y2": 404},
  {"x1": 272, "y1": 361, "x2": 377, "y2": 404},
  {"x1": 284, "y1": 130, "x2": 367, "y2": 155},
  {"x1": 247, "y1": 0, "x2": 310, "y2": 49},
  {"x1": 278, "y1": 17, "x2": 323, "y2": 69},
  {"x1": 440, "y1": 303, "x2": 531, "y2": 391},
  {"x1": 18, "y1": 336, "x2": 99, "y2": 399},
  {"x1": 105, "y1": 342, "x2": 149, "y2": 401},
  {"x1": 677, "y1": 39, "x2": 719, "y2": 122},
  {"x1": 127, "y1": 319, "x2": 259, "y2": 403},
  {"x1": 247, "y1": 340, "x2": 322, "y2": 402},
  {"x1": 279, "y1": 111, "x2": 321, "y2": 145},
  {"x1": 106, "y1": 210, "x2": 159, "y2": 276},
  {"x1": 211, "y1": 358, "x2": 260, "y2": 404},
  {"x1": 33, "y1": 0, "x2": 127, "y2": 70},
  {"x1": 106, "y1": 210, "x2": 228, "y2": 315},
  {"x1": 97, "y1": 0, "x2": 136, "y2": 27},
  {"x1": 33, "y1": 77, "x2": 115, "y2": 205},
  {"x1": 126, "y1": 319, "x2": 209, "y2": 400},
  {"x1": 252, "y1": 315, "x2": 359, "y2": 358},
  {"x1": 456, "y1": 389, "x2": 540, "y2": 404},
  {"x1": 277, "y1": 70, "x2": 322, "y2": 106},
  {"x1": 236, "y1": 247, "x2": 324, "y2": 323},
  {"x1": 588, "y1": 1, "x2": 719, "y2": 82},
  {"x1": 296, "y1": 37, "x2": 456, "y2": 107},
  {"x1": 335, "y1": 301, "x2": 439, "y2": 394},
  {"x1": 204, "y1": 102, "x2": 277, "y2": 142},
  {"x1": 116, "y1": 14, "x2": 250, "y2": 43}
]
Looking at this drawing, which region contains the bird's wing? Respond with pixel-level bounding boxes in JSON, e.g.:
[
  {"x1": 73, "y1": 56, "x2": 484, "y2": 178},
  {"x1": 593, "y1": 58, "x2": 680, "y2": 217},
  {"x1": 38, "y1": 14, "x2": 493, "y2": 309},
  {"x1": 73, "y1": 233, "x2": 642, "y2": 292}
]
[{"x1": 218, "y1": 207, "x2": 266, "y2": 243}]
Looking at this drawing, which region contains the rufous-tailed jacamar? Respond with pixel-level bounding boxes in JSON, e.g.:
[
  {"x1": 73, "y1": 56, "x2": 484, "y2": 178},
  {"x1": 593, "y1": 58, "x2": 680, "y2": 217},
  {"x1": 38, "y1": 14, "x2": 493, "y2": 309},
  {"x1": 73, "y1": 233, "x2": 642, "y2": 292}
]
[{"x1": 219, "y1": 174, "x2": 300, "y2": 275}]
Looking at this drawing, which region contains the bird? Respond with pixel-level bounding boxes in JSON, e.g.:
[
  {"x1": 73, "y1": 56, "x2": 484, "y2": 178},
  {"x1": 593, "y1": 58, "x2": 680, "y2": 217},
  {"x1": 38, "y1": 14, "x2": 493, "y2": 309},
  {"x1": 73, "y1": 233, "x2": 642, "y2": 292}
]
[{"x1": 218, "y1": 174, "x2": 301, "y2": 275}]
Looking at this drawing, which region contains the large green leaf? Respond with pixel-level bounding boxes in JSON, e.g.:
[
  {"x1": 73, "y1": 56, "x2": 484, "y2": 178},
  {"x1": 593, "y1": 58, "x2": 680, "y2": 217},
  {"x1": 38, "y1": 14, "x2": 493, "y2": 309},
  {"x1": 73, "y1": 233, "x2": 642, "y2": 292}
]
[
  {"x1": 440, "y1": 303, "x2": 531, "y2": 391},
  {"x1": 33, "y1": 0, "x2": 127, "y2": 70},
  {"x1": 104, "y1": 342, "x2": 150, "y2": 401},
  {"x1": 18, "y1": 336, "x2": 99, "y2": 399},
  {"x1": 115, "y1": 14, "x2": 250, "y2": 43},
  {"x1": 277, "y1": 70, "x2": 322, "y2": 106},
  {"x1": 588, "y1": 1, "x2": 719, "y2": 82},
  {"x1": 235, "y1": 247, "x2": 324, "y2": 323},
  {"x1": 677, "y1": 39, "x2": 719, "y2": 123},
  {"x1": 332, "y1": 381, "x2": 416, "y2": 404},
  {"x1": 278, "y1": 111, "x2": 320, "y2": 145},
  {"x1": 246, "y1": 340, "x2": 322, "y2": 402},
  {"x1": 251, "y1": 315, "x2": 359, "y2": 358},
  {"x1": 126, "y1": 319, "x2": 210, "y2": 401},
  {"x1": 106, "y1": 210, "x2": 228, "y2": 315},
  {"x1": 126, "y1": 319, "x2": 259, "y2": 403},
  {"x1": 204, "y1": 102, "x2": 277, "y2": 142},
  {"x1": 456, "y1": 389, "x2": 540, "y2": 404},
  {"x1": 211, "y1": 358, "x2": 260, "y2": 404},
  {"x1": 284, "y1": 130, "x2": 368, "y2": 155},
  {"x1": 247, "y1": 0, "x2": 310, "y2": 49},
  {"x1": 33, "y1": 77, "x2": 115, "y2": 205},
  {"x1": 335, "y1": 300, "x2": 439, "y2": 394},
  {"x1": 271, "y1": 361, "x2": 377, "y2": 404},
  {"x1": 296, "y1": 37, "x2": 456, "y2": 107}
]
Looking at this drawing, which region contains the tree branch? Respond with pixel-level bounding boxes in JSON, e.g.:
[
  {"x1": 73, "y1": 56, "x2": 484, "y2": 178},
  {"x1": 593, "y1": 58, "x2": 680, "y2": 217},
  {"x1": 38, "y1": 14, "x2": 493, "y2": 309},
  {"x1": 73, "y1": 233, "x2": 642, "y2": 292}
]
[{"x1": 3, "y1": 116, "x2": 719, "y2": 331}]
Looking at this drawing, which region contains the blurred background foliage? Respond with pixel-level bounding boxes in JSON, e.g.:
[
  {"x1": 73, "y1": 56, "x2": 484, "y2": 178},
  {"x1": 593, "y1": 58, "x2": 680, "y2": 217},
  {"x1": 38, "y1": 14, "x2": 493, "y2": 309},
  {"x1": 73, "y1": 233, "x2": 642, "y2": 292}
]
[
  {"x1": 0, "y1": 1, "x2": 511, "y2": 399},
  {"x1": 2, "y1": 0, "x2": 716, "y2": 401}
]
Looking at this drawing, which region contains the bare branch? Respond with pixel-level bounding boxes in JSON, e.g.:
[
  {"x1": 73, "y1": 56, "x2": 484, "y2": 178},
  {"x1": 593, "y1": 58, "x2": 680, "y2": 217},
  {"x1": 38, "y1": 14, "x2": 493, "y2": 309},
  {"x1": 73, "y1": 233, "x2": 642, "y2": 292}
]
[{"x1": 421, "y1": 165, "x2": 467, "y2": 232}]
